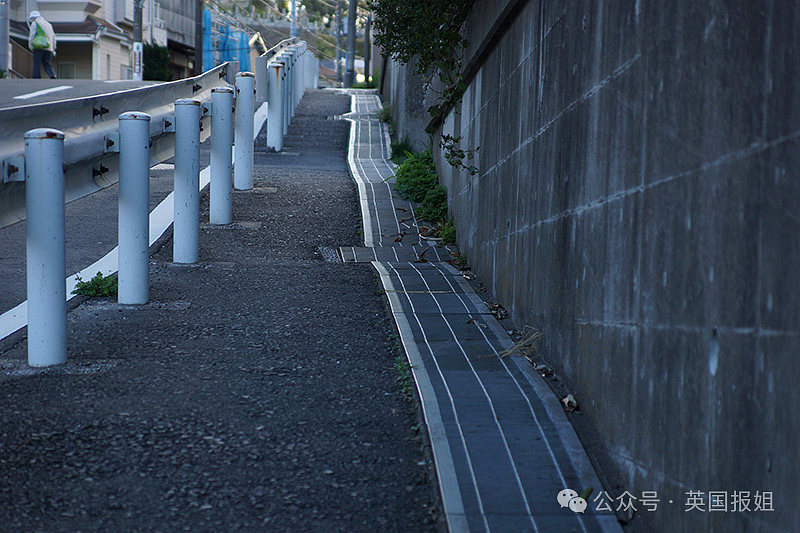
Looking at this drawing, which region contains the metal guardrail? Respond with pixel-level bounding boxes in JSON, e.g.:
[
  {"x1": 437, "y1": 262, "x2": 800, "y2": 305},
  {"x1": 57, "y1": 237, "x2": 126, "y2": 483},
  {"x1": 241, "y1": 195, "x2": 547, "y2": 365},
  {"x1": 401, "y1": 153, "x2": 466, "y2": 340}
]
[
  {"x1": 4, "y1": 39, "x2": 319, "y2": 366},
  {"x1": 0, "y1": 61, "x2": 239, "y2": 228},
  {"x1": 0, "y1": 38, "x2": 317, "y2": 230},
  {"x1": 264, "y1": 37, "x2": 300, "y2": 60},
  {"x1": 255, "y1": 37, "x2": 299, "y2": 105}
]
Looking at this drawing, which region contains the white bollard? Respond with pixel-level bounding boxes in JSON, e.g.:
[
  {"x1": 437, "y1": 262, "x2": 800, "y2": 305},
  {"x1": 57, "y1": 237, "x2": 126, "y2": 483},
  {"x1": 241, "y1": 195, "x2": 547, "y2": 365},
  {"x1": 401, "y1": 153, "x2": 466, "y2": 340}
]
[
  {"x1": 297, "y1": 44, "x2": 306, "y2": 102},
  {"x1": 296, "y1": 45, "x2": 304, "y2": 104},
  {"x1": 234, "y1": 71, "x2": 255, "y2": 191},
  {"x1": 173, "y1": 98, "x2": 201, "y2": 264},
  {"x1": 310, "y1": 50, "x2": 316, "y2": 89},
  {"x1": 267, "y1": 61, "x2": 285, "y2": 152},
  {"x1": 297, "y1": 46, "x2": 305, "y2": 95},
  {"x1": 288, "y1": 49, "x2": 297, "y2": 118},
  {"x1": 295, "y1": 46, "x2": 303, "y2": 101},
  {"x1": 118, "y1": 112, "x2": 151, "y2": 304},
  {"x1": 210, "y1": 87, "x2": 234, "y2": 224},
  {"x1": 306, "y1": 48, "x2": 314, "y2": 90},
  {"x1": 254, "y1": 55, "x2": 268, "y2": 106},
  {"x1": 279, "y1": 53, "x2": 291, "y2": 135},
  {"x1": 293, "y1": 48, "x2": 301, "y2": 108},
  {"x1": 25, "y1": 128, "x2": 67, "y2": 367}
]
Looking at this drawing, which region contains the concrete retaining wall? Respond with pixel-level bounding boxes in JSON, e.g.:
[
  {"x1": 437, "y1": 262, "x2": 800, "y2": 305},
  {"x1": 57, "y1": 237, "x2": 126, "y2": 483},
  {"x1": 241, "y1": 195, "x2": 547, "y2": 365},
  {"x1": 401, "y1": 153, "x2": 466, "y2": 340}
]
[
  {"x1": 383, "y1": 1, "x2": 799, "y2": 530},
  {"x1": 382, "y1": 58, "x2": 430, "y2": 152}
]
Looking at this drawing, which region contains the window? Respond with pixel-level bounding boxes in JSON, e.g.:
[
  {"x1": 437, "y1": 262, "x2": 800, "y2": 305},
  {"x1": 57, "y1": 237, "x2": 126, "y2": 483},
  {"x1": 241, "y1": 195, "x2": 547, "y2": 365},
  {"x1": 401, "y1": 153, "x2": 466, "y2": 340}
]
[{"x1": 58, "y1": 62, "x2": 76, "y2": 79}]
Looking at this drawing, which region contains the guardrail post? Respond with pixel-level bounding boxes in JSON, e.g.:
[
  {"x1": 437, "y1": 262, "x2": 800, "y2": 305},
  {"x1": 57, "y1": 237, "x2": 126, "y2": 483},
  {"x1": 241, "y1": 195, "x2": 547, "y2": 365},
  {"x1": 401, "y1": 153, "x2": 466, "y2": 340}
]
[
  {"x1": 297, "y1": 45, "x2": 304, "y2": 104},
  {"x1": 234, "y1": 72, "x2": 255, "y2": 191},
  {"x1": 297, "y1": 44, "x2": 306, "y2": 102},
  {"x1": 267, "y1": 61, "x2": 285, "y2": 152},
  {"x1": 306, "y1": 48, "x2": 314, "y2": 90},
  {"x1": 279, "y1": 52, "x2": 291, "y2": 135},
  {"x1": 173, "y1": 98, "x2": 201, "y2": 264},
  {"x1": 288, "y1": 48, "x2": 297, "y2": 118},
  {"x1": 118, "y1": 112, "x2": 151, "y2": 304},
  {"x1": 308, "y1": 50, "x2": 317, "y2": 89},
  {"x1": 296, "y1": 46, "x2": 303, "y2": 100},
  {"x1": 210, "y1": 87, "x2": 234, "y2": 224},
  {"x1": 254, "y1": 55, "x2": 268, "y2": 106},
  {"x1": 25, "y1": 128, "x2": 67, "y2": 367}
]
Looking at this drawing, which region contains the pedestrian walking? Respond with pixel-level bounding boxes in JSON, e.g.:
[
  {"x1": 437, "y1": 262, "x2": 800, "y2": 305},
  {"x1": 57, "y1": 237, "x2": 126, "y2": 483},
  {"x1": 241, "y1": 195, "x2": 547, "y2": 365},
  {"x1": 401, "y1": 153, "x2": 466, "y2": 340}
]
[{"x1": 27, "y1": 11, "x2": 57, "y2": 79}]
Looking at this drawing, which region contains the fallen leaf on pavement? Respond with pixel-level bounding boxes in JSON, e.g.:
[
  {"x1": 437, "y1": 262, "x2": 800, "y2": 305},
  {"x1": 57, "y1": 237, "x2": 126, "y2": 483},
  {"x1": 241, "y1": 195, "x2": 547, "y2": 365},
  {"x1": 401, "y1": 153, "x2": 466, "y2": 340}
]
[{"x1": 561, "y1": 394, "x2": 578, "y2": 412}]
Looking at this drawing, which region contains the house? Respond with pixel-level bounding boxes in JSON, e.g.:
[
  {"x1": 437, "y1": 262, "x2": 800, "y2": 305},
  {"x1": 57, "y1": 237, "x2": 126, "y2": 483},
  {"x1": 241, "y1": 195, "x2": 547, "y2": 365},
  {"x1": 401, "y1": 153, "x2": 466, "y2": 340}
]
[{"x1": 7, "y1": 0, "x2": 197, "y2": 80}]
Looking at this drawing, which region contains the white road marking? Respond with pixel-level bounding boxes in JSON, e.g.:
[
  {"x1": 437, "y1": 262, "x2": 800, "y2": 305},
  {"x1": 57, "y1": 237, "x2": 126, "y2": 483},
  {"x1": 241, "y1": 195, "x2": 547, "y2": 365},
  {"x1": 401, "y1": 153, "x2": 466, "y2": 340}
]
[
  {"x1": 13, "y1": 85, "x2": 74, "y2": 100},
  {"x1": 0, "y1": 102, "x2": 269, "y2": 342}
]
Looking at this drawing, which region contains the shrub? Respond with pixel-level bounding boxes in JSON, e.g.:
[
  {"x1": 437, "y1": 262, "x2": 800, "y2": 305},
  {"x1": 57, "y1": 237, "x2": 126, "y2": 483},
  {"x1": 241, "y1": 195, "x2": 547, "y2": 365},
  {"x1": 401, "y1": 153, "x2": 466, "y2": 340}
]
[
  {"x1": 143, "y1": 41, "x2": 172, "y2": 81},
  {"x1": 390, "y1": 137, "x2": 414, "y2": 164},
  {"x1": 417, "y1": 184, "x2": 448, "y2": 223},
  {"x1": 440, "y1": 220, "x2": 456, "y2": 244},
  {"x1": 376, "y1": 103, "x2": 392, "y2": 123},
  {"x1": 73, "y1": 272, "x2": 117, "y2": 297},
  {"x1": 394, "y1": 150, "x2": 438, "y2": 202}
]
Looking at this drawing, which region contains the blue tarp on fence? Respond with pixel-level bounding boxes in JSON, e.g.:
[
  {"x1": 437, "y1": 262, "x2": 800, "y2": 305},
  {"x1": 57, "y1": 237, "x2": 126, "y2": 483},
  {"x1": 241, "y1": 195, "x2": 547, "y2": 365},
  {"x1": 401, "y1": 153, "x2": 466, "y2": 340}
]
[{"x1": 203, "y1": 10, "x2": 251, "y2": 72}]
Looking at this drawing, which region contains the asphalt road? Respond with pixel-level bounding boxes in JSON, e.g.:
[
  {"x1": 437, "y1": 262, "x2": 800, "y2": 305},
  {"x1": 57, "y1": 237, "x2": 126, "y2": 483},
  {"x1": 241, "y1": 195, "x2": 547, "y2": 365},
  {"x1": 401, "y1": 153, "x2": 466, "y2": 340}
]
[{"x1": 0, "y1": 79, "x2": 160, "y2": 109}]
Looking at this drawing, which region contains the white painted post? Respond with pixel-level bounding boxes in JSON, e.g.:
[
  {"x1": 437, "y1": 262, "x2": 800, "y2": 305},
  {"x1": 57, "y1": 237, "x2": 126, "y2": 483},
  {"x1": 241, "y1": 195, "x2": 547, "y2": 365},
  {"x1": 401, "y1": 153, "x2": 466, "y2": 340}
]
[
  {"x1": 118, "y1": 112, "x2": 151, "y2": 304},
  {"x1": 288, "y1": 48, "x2": 297, "y2": 118},
  {"x1": 25, "y1": 128, "x2": 67, "y2": 367},
  {"x1": 254, "y1": 55, "x2": 268, "y2": 106},
  {"x1": 294, "y1": 47, "x2": 302, "y2": 104},
  {"x1": 210, "y1": 87, "x2": 234, "y2": 224},
  {"x1": 267, "y1": 61, "x2": 285, "y2": 152},
  {"x1": 173, "y1": 98, "x2": 201, "y2": 264},
  {"x1": 234, "y1": 71, "x2": 255, "y2": 191},
  {"x1": 311, "y1": 50, "x2": 317, "y2": 89},
  {"x1": 279, "y1": 53, "x2": 291, "y2": 135},
  {"x1": 293, "y1": 47, "x2": 300, "y2": 109},
  {"x1": 297, "y1": 44, "x2": 305, "y2": 102},
  {"x1": 297, "y1": 46, "x2": 303, "y2": 99},
  {"x1": 306, "y1": 47, "x2": 314, "y2": 90}
]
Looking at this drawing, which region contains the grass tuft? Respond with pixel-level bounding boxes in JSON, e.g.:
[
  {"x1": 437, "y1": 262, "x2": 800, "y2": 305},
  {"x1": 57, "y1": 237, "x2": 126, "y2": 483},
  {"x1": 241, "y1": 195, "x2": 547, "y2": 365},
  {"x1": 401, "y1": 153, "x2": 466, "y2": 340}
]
[{"x1": 72, "y1": 271, "x2": 117, "y2": 297}]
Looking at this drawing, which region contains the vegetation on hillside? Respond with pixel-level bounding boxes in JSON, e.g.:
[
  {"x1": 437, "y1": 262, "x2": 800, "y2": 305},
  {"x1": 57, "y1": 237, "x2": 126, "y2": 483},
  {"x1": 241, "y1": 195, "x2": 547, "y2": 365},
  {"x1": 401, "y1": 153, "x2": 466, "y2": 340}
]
[{"x1": 372, "y1": 0, "x2": 479, "y2": 174}]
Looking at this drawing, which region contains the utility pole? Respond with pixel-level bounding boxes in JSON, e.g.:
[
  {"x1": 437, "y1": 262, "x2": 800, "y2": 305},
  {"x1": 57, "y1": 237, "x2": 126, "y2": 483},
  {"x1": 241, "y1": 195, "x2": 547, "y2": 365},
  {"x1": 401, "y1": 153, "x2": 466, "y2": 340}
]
[
  {"x1": 194, "y1": 0, "x2": 203, "y2": 75},
  {"x1": 364, "y1": 14, "x2": 371, "y2": 82},
  {"x1": 336, "y1": 1, "x2": 343, "y2": 85},
  {"x1": 0, "y1": 0, "x2": 8, "y2": 75},
  {"x1": 133, "y1": 0, "x2": 143, "y2": 80},
  {"x1": 344, "y1": 0, "x2": 356, "y2": 87},
  {"x1": 290, "y1": 0, "x2": 297, "y2": 38}
]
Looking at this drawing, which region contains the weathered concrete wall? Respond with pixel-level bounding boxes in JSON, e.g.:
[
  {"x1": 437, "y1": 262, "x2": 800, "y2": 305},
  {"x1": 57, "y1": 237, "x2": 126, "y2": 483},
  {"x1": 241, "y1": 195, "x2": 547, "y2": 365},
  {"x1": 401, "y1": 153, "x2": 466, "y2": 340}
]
[
  {"x1": 382, "y1": 58, "x2": 433, "y2": 152},
  {"x1": 388, "y1": 1, "x2": 799, "y2": 531}
]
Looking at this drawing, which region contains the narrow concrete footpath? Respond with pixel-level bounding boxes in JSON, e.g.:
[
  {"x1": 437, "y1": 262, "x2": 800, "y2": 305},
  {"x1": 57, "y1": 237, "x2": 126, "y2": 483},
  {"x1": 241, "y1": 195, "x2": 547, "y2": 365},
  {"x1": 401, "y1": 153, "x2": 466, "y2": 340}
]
[
  {"x1": 341, "y1": 92, "x2": 622, "y2": 533},
  {"x1": 0, "y1": 91, "x2": 441, "y2": 531}
]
